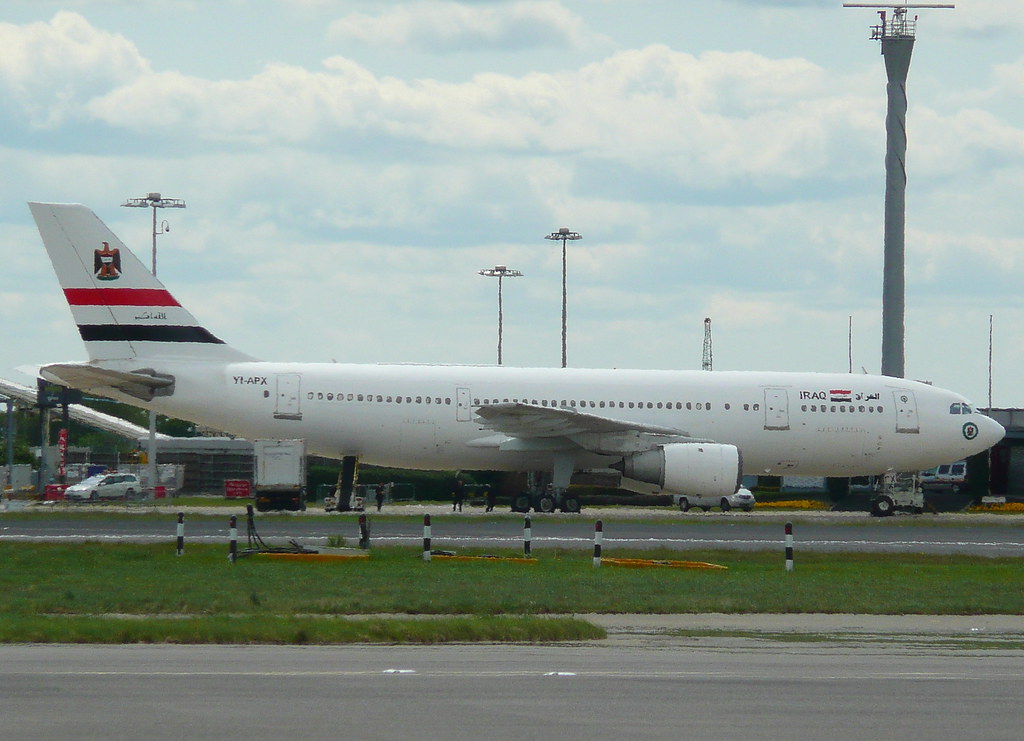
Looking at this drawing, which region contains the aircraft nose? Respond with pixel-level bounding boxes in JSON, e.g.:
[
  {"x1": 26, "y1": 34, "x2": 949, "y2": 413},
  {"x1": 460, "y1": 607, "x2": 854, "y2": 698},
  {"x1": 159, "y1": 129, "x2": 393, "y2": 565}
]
[{"x1": 978, "y1": 414, "x2": 1005, "y2": 449}]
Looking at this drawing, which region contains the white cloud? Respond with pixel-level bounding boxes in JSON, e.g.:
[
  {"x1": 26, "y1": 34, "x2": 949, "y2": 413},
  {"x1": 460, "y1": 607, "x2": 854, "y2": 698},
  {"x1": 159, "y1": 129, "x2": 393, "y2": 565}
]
[
  {"x1": 326, "y1": 1, "x2": 601, "y2": 52},
  {"x1": 0, "y1": 11, "x2": 149, "y2": 128}
]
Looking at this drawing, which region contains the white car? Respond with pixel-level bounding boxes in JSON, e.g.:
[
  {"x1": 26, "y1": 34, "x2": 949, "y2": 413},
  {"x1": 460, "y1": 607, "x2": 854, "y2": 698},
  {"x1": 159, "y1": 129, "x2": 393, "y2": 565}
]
[
  {"x1": 65, "y1": 473, "x2": 142, "y2": 502},
  {"x1": 675, "y1": 488, "x2": 756, "y2": 512}
]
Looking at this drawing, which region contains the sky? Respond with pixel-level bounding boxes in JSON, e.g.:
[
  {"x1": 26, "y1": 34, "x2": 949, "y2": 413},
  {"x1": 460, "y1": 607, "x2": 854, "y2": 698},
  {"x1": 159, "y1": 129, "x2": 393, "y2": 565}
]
[{"x1": 1, "y1": 0, "x2": 1023, "y2": 408}]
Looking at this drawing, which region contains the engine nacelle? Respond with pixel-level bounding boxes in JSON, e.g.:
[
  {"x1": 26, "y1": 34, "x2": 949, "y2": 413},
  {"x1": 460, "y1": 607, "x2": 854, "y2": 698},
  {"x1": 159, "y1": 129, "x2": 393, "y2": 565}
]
[{"x1": 615, "y1": 443, "x2": 742, "y2": 498}]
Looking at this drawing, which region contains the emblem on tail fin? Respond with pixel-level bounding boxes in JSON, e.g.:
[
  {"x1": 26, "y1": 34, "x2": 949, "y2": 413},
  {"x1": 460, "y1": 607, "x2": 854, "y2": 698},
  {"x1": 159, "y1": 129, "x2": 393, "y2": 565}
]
[{"x1": 93, "y1": 242, "x2": 121, "y2": 281}]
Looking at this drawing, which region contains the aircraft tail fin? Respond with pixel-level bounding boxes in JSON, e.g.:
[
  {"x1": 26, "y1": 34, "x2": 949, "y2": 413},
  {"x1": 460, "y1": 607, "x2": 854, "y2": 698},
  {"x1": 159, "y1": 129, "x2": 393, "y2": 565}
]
[{"x1": 29, "y1": 202, "x2": 253, "y2": 364}]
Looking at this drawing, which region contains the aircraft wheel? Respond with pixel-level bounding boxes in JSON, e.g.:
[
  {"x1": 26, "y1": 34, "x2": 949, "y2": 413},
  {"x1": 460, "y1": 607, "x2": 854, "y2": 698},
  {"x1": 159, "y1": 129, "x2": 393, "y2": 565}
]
[
  {"x1": 535, "y1": 494, "x2": 556, "y2": 513},
  {"x1": 870, "y1": 495, "x2": 895, "y2": 517},
  {"x1": 679, "y1": 498, "x2": 690, "y2": 512},
  {"x1": 719, "y1": 498, "x2": 731, "y2": 512},
  {"x1": 511, "y1": 494, "x2": 531, "y2": 513},
  {"x1": 89, "y1": 491, "x2": 98, "y2": 502},
  {"x1": 561, "y1": 495, "x2": 581, "y2": 513}
]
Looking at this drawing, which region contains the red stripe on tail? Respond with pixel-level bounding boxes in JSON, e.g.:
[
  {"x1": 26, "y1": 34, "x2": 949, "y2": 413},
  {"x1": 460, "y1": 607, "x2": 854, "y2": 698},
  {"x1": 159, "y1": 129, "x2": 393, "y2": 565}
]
[{"x1": 64, "y1": 288, "x2": 181, "y2": 307}]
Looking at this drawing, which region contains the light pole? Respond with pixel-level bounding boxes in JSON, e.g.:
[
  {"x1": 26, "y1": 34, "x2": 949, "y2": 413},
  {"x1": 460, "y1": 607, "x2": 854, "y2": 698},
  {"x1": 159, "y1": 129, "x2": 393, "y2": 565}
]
[
  {"x1": 478, "y1": 265, "x2": 523, "y2": 365},
  {"x1": 121, "y1": 192, "x2": 186, "y2": 276},
  {"x1": 121, "y1": 193, "x2": 186, "y2": 495},
  {"x1": 544, "y1": 227, "x2": 581, "y2": 368}
]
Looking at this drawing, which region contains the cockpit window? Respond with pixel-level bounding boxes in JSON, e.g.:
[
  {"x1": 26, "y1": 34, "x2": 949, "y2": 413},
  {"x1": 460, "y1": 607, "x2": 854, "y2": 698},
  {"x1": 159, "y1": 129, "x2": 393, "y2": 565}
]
[{"x1": 949, "y1": 402, "x2": 973, "y2": 415}]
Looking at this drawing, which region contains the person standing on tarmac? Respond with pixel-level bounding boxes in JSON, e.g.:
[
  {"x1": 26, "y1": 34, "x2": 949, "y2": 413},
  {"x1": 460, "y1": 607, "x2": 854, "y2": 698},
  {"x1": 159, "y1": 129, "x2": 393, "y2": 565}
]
[
  {"x1": 375, "y1": 483, "x2": 385, "y2": 512},
  {"x1": 452, "y1": 477, "x2": 465, "y2": 512},
  {"x1": 484, "y1": 484, "x2": 496, "y2": 512}
]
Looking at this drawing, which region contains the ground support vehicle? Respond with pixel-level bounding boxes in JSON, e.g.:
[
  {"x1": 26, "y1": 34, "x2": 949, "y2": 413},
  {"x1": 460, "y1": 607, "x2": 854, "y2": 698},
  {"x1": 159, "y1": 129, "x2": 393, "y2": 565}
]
[
  {"x1": 919, "y1": 461, "x2": 967, "y2": 493},
  {"x1": 674, "y1": 487, "x2": 756, "y2": 512},
  {"x1": 253, "y1": 439, "x2": 306, "y2": 512},
  {"x1": 870, "y1": 471, "x2": 923, "y2": 516}
]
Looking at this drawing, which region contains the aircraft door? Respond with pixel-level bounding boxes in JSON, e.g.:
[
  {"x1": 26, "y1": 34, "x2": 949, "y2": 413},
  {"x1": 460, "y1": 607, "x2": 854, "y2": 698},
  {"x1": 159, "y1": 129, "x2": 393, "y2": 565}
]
[
  {"x1": 274, "y1": 374, "x2": 302, "y2": 421},
  {"x1": 893, "y1": 390, "x2": 919, "y2": 433},
  {"x1": 456, "y1": 387, "x2": 472, "y2": 422},
  {"x1": 763, "y1": 388, "x2": 790, "y2": 431}
]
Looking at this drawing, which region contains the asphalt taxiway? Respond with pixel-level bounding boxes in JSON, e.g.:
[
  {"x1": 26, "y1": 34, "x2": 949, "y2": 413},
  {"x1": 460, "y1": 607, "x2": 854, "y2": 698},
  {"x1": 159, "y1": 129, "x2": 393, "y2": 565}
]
[{"x1": 3, "y1": 634, "x2": 1023, "y2": 741}]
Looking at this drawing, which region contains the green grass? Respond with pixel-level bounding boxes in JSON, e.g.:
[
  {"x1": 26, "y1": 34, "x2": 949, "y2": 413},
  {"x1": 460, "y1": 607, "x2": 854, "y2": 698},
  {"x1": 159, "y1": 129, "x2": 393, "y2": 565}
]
[
  {"x1": 0, "y1": 614, "x2": 601, "y2": 645},
  {"x1": 1, "y1": 542, "x2": 1021, "y2": 643}
]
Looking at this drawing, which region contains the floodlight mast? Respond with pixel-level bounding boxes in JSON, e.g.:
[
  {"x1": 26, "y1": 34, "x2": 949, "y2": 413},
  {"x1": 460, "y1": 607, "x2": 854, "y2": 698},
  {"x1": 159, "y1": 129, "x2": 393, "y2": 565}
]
[
  {"x1": 843, "y1": 2, "x2": 953, "y2": 379},
  {"x1": 478, "y1": 265, "x2": 523, "y2": 365},
  {"x1": 544, "y1": 227, "x2": 582, "y2": 368},
  {"x1": 121, "y1": 193, "x2": 186, "y2": 277},
  {"x1": 120, "y1": 192, "x2": 186, "y2": 497}
]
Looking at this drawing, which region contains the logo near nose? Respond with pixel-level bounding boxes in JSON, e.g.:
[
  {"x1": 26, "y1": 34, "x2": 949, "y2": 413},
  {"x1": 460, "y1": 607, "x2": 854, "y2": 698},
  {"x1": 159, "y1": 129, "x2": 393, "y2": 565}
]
[{"x1": 962, "y1": 422, "x2": 979, "y2": 441}]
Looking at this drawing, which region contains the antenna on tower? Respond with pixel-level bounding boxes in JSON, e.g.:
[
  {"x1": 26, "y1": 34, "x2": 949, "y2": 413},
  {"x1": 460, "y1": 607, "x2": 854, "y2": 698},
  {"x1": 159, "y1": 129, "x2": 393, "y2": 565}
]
[
  {"x1": 702, "y1": 317, "x2": 713, "y2": 371},
  {"x1": 843, "y1": 2, "x2": 954, "y2": 380}
]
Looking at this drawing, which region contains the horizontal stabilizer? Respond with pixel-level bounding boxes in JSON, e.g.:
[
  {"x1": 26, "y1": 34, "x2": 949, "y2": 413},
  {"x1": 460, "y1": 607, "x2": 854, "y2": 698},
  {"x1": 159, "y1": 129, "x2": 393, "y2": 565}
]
[{"x1": 40, "y1": 363, "x2": 175, "y2": 402}]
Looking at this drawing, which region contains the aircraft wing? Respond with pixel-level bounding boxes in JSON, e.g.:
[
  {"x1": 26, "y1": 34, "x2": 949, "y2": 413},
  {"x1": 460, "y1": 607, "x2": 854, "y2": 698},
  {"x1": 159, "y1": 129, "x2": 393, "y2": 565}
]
[
  {"x1": 40, "y1": 362, "x2": 175, "y2": 402},
  {"x1": 473, "y1": 402, "x2": 709, "y2": 455}
]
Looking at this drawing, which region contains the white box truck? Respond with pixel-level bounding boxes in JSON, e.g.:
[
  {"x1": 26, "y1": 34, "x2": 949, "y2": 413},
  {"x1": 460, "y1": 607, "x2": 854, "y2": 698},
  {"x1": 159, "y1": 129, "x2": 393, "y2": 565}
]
[{"x1": 253, "y1": 439, "x2": 306, "y2": 512}]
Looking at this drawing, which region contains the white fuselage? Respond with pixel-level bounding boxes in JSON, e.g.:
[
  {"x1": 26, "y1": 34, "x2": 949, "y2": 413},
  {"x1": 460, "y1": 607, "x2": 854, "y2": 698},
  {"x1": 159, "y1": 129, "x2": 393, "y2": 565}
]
[{"x1": 132, "y1": 361, "x2": 996, "y2": 477}]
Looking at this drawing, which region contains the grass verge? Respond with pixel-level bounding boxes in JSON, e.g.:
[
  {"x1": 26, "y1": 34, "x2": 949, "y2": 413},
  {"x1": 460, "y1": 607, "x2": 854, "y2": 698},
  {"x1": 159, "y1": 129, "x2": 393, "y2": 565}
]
[
  {"x1": 0, "y1": 614, "x2": 601, "y2": 645},
  {"x1": 1, "y1": 542, "x2": 1021, "y2": 643}
]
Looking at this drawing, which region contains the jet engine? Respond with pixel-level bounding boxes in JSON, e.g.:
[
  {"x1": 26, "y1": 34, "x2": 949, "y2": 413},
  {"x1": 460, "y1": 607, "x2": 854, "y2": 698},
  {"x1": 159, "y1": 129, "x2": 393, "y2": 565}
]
[{"x1": 613, "y1": 443, "x2": 742, "y2": 498}]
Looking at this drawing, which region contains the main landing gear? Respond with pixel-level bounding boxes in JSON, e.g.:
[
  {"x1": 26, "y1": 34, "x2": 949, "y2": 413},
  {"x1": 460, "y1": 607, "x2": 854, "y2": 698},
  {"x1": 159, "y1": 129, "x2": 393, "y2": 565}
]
[{"x1": 510, "y1": 463, "x2": 582, "y2": 514}]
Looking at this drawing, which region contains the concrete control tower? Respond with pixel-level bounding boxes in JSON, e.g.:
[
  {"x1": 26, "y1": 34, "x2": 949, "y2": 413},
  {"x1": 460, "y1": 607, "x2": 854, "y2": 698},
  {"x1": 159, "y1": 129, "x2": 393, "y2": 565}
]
[{"x1": 844, "y1": 3, "x2": 953, "y2": 378}]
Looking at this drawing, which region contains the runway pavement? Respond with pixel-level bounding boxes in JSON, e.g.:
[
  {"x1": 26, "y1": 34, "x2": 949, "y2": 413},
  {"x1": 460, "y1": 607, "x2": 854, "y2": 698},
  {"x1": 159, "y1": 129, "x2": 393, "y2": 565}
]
[{"x1": 3, "y1": 636, "x2": 1023, "y2": 741}]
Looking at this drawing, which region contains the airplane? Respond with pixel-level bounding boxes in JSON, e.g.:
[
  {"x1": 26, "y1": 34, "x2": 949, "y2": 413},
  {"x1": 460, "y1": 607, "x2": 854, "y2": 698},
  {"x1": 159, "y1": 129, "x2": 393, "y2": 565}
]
[{"x1": 28, "y1": 202, "x2": 1004, "y2": 513}]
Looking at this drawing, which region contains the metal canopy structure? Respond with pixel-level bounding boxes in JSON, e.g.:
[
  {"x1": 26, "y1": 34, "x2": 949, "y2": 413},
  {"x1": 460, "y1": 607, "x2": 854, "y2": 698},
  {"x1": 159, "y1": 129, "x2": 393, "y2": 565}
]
[{"x1": 843, "y1": 2, "x2": 954, "y2": 379}]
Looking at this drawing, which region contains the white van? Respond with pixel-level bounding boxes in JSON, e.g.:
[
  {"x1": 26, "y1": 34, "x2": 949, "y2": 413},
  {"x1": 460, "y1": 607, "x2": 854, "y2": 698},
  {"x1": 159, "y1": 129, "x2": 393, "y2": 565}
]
[
  {"x1": 674, "y1": 488, "x2": 756, "y2": 512},
  {"x1": 919, "y1": 461, "x2": 967, "y2": 493}
]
